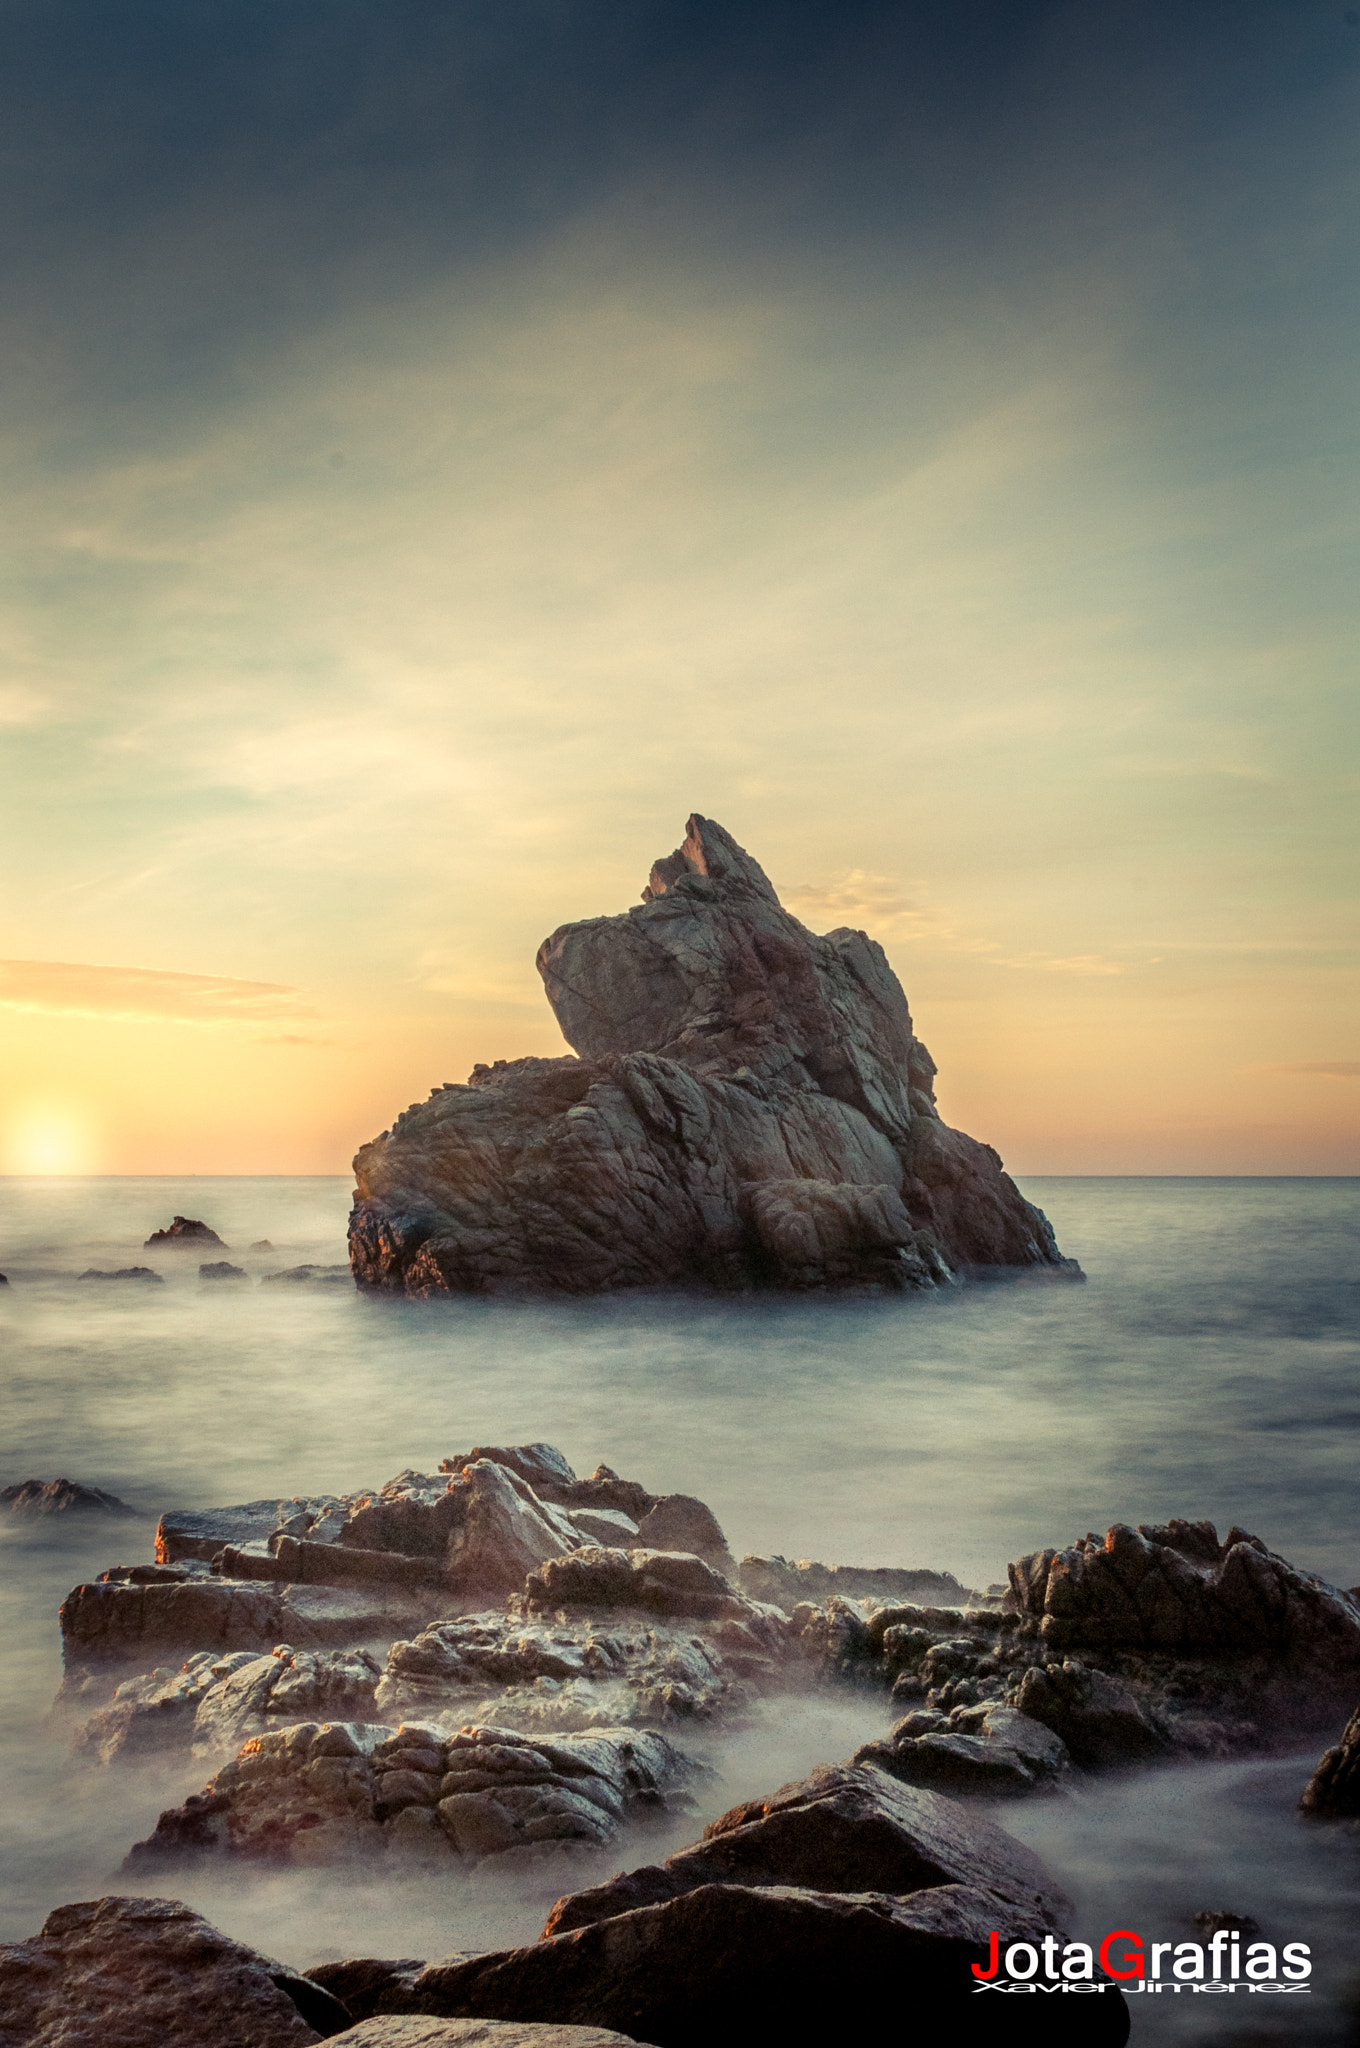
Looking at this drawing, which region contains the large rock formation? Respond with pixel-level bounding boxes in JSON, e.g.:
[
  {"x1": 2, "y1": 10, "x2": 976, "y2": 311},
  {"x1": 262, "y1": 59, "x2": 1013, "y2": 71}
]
[{"x1": 349, "y1": 815, "x2": 1077, "y2": 1295}]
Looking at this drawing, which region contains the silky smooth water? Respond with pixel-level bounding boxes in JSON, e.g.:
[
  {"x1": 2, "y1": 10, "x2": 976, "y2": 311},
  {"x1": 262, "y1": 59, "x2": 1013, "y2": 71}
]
[{"x1": 1, "y1": 1175, "x2": 1358, "y2": 2043}]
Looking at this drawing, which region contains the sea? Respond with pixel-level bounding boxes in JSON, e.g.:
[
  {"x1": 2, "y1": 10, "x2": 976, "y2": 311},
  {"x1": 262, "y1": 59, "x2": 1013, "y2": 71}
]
[{"x1": 1, "y1": 1174, "x2": 1358, "y2": 2043}]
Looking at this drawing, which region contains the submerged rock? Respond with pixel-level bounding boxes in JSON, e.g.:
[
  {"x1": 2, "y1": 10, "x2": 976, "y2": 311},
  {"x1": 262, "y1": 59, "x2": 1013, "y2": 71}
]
[
  {"x1": 0, "y1": 1894, "x2": 346, "y2": 2046},
  {"x1": 77, "y1": 1266, "x2": 163, "y2": 1283},
  {"x1": 1, "y1": 1478, "x2": 137, "y2": 1519},
  {"x1": 349, "y1": 814, "x2": 1079, "y2": 1296},
  {"x1": 199, "y1": 1260, "x2": 249, "y2": 1283},
  {"x1": 144, "y1": 1215, "x2": 227, "y2": 1248},
  {"x1": 123, "y1": 1719, "x2": 689, "y2": 1869}
]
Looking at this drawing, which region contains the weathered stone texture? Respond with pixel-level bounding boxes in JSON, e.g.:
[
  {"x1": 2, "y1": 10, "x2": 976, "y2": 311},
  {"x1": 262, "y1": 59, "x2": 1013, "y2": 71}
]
[{"x1": 349, "y1": 816, "x2": 1076, "y2": 1295}]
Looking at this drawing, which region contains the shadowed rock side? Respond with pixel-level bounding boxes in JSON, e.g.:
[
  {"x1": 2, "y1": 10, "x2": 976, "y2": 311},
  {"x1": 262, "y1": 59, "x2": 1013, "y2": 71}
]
[{"x1": 349, "y1": 816, "x2": 1077, "y2": 1295}]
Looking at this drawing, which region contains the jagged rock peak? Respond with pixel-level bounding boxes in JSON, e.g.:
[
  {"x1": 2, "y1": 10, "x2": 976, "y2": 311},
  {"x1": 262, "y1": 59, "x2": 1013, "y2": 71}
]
[
  {"x1": 349, "y1": 813, "x2": 1078, "y2": 1296},
  {"x1": 640, "y1": 813, "x2": 780, "y2": 905}
]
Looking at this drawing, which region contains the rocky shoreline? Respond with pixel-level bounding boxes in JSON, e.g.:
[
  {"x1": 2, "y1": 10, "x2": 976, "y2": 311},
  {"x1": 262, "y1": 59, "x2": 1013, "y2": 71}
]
[{"x1": 5, "y1": 1438, "x2": 1359, "y2": 2042}]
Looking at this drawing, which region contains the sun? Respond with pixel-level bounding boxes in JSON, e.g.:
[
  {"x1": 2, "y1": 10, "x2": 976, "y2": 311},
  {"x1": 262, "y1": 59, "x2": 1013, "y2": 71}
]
[{"x1": 1, "y1": 1106, "x2": 98, "y2": 1175}]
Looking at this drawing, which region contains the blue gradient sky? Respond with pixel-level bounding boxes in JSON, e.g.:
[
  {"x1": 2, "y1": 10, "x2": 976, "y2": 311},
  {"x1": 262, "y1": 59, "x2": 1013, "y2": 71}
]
[{"x1": 0, "y1": 0, "x2": 1356, "y2": 1172}]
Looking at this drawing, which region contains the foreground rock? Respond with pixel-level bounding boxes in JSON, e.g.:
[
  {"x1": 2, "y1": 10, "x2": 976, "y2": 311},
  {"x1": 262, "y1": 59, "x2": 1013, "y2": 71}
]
[
  {"x1": 124, "y1": 1720, "x2": 689, "y2": 1868},
  {"x1": 145, "y1": 1215, "x2": 227, "y2": 1248},
  {"x1": 542, "y1": 1757, "x2": 1064, "y2": 1932},
  {"x1": 308, "y1": 1762, "x2": 1129, "y2": 2045},
  {"x1": 0, "y1": 1895, "x2": 349, "y2": 2045},
  {"x1": 1, "y1": 1477, "x2": 136, "y2": 1519},
  {"x1": 1300, "y1": 1703, "x2": 1360, "y2": 1817},
  {"x1": 349, "y1": 814, "x2": 1078, "y2": 1296},
  {"x1": 333, "y1": 2025, "x2": 657, "y2": 2046}
]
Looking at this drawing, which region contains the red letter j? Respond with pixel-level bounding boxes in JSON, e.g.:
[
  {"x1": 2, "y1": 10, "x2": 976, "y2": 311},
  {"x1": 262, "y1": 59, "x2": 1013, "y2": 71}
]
[{"x1": 972, "y1": 1932, "x2": 1000, "y2": 1981}]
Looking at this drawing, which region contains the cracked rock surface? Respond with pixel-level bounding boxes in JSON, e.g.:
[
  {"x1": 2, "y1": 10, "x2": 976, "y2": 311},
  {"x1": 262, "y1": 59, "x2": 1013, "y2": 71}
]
[{"x1": 122, "y1": 1719, "x2": 690, "y2": 1869}]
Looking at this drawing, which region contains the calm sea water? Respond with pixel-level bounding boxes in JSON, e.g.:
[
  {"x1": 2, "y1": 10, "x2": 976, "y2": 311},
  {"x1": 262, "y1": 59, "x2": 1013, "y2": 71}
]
[{"x1": 1, "y1": 1174, "x2": 1357, "y2": 2043}]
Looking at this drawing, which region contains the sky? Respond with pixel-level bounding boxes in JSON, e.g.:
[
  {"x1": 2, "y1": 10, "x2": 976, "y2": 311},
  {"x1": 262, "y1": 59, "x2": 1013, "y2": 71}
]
[{"x1": 0, "y1": 0, "x2": 1356, "y2": 1176}]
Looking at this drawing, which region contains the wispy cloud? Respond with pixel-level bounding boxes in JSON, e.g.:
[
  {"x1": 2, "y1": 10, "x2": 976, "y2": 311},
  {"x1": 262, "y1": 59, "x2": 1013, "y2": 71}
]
[
  {"x1": 783, "y1": 870, "x2": 996, "y2": 953},
  {"x1": 1258, "y1": 1061, "x2": 1360, "y2": 1081},
  {"x1": 0, "y1": 959, "x2": 315, "y2": 1026}
]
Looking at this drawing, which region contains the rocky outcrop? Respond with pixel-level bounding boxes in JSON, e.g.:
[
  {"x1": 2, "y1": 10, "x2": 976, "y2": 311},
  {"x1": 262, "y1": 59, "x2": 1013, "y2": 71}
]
[
  {"x1": 0, "y1": 1895, "x2": 349, "y2": 2046},
  {"x1": 145, "y1": 1215, "x2": 227, "y2": 1248},
  {"x1": 1006, "y1": 1517, "x2": 1360, "y2": 1662},
  {"x1": 1300, "y1": 1704, "x2": 1360, "y2": 1817},
  {"x1": 1, "y1": 1478, "x2": 136, "y2": 1519},
  {"x1": 124, "y1": 1720, "x2": 689, "y2": 1869},
  {"x1": 349, "y1": 815, "x2": 1078, "y2": 1296},
  {"x1": 60, "y1": 1562, "x2": 439, "y2": 1664},
  {"x1": 199, "y1": 1260, "x2": 249, "y2": 1282},
  {"x1": 375, "y1": 1610, "x2": 764, "y2": 1731},
  {"x1": 738, "y1": 1554, "x2": 974, "y2": 1610}
]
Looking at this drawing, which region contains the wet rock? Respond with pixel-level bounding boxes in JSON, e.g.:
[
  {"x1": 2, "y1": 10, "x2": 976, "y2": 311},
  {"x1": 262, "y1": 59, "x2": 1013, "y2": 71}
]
[
  {"x1": 382, "y1": 1884, "x2": 1093, "y2": 2047},
  {"x1": 376, "y1": 1613, "x2": 741, "y2": 1730},
  {"x1": 738, "y1": 1555, "x2": 974, "y2": 1611},
  {"x1": 145, "y1": 1215, "x2": 227, "y2": 1248},
  {"x1": 1007, "y1": 1518, "x2": 1360, "y2": 1664},
  {"x1": 1010, "y1": 1661, "x2": 1165, "y2": 1768},
  {"x1": 349, "y1": 814, "x2": 1077, "y2": 1297},
  {"x1": 199, "y1": 1261, "x2": 249, "y2": 1283},
  {"x1": 77, "y1": 1266, "x2": 163, "y2": 1283},
  {"x1": 1, "y1": 1478, "x2": 137, "y2": 1519},
  {"x1": 524, "y1": 1549, "x2": 753, "y2": 1623},
  {"x1": 60, "y1": 1573, "x2": 435, "y2": 1664},
  {"x1": 73, "y1": 1650, "x2": 262, "y2": 1763},
  {"x1": 857, "y1": 1703, "x2": 1070, "y2": 1795},
  {"x1": 329, "y1": 2024, "x2": 657, "y2": 2046},
  {"x1": 1300, "y1": 1702, "x2": 1360, "y2": 1817},
  {"x1": 0, "y1": 1894, "x2": 337, "y2": 2046},
  {"x1": 632, "y1": 1497, "x2": 734, "y2": 1575},
  {"x1": 122, "y1": 1719, "x2": 688, "y2": 1870},
  {"x1": 157, "y1": 1497, "x2": 361, "y2": 1564},
  {"x1": 544, "y1": 1757, "x2": 1063, "y2": 1934}
]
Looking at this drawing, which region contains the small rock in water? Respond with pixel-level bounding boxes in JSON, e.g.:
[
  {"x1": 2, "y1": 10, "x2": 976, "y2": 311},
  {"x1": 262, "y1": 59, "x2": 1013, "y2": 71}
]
[
  {"x1": 1192, "y1": 1909, "x2": 1262, "y2": 1939},
  {"x1": 0, "y1": 1271, "x2": 8, "y2": 1285},
  {"x1": 1, "y1": 1478, "x2": 137, "y2": 1519},
  {"x1": 261, "y1": 1263, "x2": 352, "y2": 1285},
  {"x1": 144, "y1": 1215, "x2": 228, "y2": 1248},
  {"x1": 199, "y1": 1261, "x2": 249, "y2": 1283},
  {"x1": 249, "y1": 1238, "x2": 275, "y2": 1252},
  {"x1": 77, "y1": 1267, "x2": 164, "y2": 1284}
]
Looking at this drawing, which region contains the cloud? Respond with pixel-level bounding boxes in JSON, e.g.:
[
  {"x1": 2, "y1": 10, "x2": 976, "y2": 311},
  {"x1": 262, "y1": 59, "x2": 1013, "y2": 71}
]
[
  {"x1": 0, "y1": 959, "x2": 315, "y2": 1026},
  {"x1": 1259, "y1": 1061, "x2": 1360, "y2": 1081},
  {"x1": 783, "y1": 870, "x2": 996, "y2": 952}
]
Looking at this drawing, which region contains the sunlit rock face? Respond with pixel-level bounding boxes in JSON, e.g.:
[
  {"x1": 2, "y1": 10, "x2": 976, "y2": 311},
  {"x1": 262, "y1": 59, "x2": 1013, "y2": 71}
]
[{"x1": 349, "y1": 815, "x2": 1077, "y2": 1296}]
